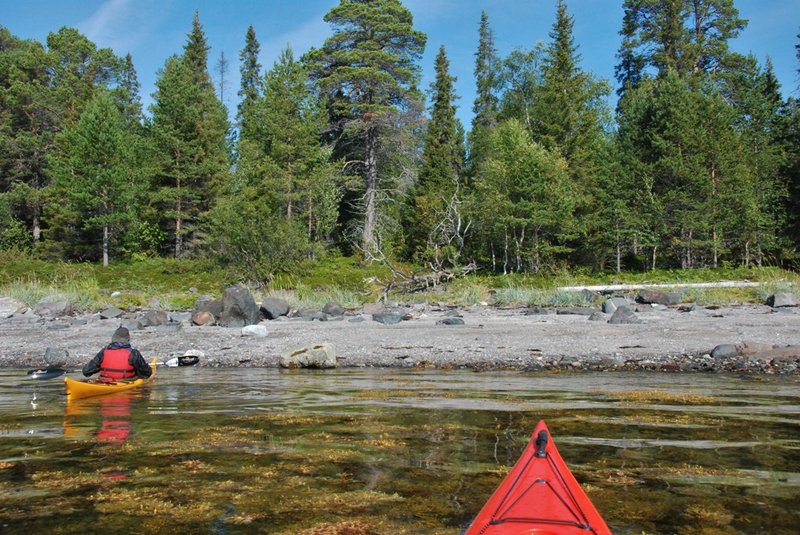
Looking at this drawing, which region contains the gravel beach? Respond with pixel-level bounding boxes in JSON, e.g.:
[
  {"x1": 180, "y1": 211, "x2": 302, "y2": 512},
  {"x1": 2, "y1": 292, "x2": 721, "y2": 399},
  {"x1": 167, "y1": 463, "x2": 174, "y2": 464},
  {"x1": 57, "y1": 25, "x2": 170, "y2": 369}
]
[{"x1": 2, "y1": 302, "x2": 799, "y2": 373}]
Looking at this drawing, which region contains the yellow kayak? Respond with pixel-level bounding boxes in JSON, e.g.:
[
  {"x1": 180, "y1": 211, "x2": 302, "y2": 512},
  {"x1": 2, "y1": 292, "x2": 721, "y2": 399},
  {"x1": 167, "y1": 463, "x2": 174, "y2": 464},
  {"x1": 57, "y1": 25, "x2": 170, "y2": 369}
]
[{"x1": 65, "y1": 358, "x2": 157, "y2": 399}]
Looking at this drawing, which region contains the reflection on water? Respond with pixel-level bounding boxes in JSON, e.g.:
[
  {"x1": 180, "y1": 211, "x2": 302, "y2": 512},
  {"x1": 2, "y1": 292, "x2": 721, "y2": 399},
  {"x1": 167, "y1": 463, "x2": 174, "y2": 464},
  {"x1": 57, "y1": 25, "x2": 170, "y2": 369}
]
[{"x1": 0, "y1": 369, "x2": 798, "y2": 534}]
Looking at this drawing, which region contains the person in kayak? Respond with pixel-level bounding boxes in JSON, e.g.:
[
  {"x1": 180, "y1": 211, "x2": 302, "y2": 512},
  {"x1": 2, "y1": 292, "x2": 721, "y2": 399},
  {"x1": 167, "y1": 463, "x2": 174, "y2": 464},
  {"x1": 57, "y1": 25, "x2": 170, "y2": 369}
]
[{"x1": 82, "y1": 327, "x2": 152, "y2": 381}]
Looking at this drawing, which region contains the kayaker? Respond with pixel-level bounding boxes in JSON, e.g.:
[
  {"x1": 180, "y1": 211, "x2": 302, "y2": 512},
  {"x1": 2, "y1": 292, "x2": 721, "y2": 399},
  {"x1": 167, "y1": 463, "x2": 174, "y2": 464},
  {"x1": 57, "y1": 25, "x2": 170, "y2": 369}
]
[{"x1": 82, "y1": 327, "x2": 152, "y2": 381}]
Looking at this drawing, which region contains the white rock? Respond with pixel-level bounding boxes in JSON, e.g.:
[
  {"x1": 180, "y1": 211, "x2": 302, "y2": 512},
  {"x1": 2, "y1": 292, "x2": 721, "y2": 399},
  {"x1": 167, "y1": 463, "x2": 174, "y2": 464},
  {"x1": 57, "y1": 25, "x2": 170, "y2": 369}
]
[{"x1": 241, "y1": 325, "x2": 268, "y2": 337}]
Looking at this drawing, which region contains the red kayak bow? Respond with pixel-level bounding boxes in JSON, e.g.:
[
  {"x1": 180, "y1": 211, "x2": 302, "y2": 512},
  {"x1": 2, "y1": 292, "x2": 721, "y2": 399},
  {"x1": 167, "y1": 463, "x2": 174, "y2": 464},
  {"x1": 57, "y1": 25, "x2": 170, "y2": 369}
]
[{"x1": 465, "y1": 420, "x2": 611, "y2": 535}]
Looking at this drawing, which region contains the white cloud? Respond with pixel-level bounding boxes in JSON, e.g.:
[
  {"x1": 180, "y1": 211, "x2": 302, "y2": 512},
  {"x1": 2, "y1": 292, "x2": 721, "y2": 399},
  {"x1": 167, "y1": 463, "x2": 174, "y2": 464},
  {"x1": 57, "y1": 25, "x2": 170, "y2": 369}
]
[{"x1": 78, "y1": 0, "x2": 167, "y2": 54}]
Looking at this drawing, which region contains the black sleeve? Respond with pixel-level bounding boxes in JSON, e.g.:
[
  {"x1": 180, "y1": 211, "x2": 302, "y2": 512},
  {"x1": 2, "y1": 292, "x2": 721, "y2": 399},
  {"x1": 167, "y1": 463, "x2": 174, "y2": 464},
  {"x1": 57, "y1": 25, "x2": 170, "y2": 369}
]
[
  {"x1": 82, "y1": 350, "x2": 104, "y2": 377},
  {"x1": 129, "y1": 348, "x2": 152, "y2": 378}
]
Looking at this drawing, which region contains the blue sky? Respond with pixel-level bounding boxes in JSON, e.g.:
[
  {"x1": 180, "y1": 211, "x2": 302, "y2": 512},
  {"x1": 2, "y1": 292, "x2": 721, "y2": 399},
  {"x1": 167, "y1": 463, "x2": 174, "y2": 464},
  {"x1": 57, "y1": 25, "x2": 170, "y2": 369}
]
[{"x1": 4, "y1": 0, "x2": 799, "y2": 127}]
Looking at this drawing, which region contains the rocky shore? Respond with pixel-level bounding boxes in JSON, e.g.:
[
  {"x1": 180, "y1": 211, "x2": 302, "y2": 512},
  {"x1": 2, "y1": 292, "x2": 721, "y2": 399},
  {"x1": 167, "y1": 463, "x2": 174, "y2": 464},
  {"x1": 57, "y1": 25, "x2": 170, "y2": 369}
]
[{"x1": 2, "y1": 286, "x2": 800, "y2": 374}]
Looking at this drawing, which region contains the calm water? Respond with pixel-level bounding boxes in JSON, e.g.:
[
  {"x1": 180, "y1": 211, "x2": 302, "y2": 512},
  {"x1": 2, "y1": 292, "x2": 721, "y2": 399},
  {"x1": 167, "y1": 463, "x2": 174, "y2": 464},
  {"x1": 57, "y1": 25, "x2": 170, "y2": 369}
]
[{"x1": 0, "y1": 368, "x2": 798, "y2": 534}]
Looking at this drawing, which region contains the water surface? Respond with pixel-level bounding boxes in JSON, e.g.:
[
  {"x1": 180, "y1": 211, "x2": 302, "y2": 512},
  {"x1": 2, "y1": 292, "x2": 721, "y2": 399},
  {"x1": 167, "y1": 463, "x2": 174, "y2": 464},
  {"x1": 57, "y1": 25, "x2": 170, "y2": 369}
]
[{"x1": 1, "y1": 368, "x2": 798, "y2": 534}]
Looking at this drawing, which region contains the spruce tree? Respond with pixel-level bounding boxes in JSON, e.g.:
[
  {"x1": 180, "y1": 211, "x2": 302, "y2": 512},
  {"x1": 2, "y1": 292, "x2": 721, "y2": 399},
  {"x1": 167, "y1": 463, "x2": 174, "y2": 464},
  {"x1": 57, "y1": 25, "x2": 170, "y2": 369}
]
[
  {"x1": 237, "y1": 25, "x2": 262, "y2": 142},
  {"x1": 307, "y1": 0, "x2": 426, "y2": 256},
  {"x1": 469, "y1": 11, "x2": 499, "y2": 169},
  {"x1": 47, "y1": 92, "x2": 132, "y2": 265},
  {"x1": 150, "y1": 14, "x2": 230, "y2": 257},
  {"x1": 409, "y1": 45, "x2": 465, "y2": 266}
]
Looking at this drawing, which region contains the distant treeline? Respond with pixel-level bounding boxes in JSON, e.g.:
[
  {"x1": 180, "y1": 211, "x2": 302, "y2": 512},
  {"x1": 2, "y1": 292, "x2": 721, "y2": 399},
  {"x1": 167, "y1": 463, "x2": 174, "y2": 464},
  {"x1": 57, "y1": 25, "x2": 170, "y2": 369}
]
[{"x1": 1, "y1": 0, "x2": 799, "y2": 280}]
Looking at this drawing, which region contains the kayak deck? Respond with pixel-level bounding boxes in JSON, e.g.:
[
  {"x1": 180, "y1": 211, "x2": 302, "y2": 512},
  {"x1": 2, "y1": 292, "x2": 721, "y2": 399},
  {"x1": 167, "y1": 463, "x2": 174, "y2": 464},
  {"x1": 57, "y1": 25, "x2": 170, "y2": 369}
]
[
  {"x1": 64, "y1": 358, "x2": 157, "y2": 400},
  {"x1": 465, "y1": 420, "x2": 611, "y2": 535}
]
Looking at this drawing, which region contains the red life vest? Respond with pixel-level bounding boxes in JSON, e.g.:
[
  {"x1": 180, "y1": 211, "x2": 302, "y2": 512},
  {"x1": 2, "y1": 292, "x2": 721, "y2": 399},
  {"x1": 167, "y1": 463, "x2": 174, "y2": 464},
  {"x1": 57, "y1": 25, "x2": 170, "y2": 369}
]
[{"x1": 99, "y1": 347, "x2": 135, "y2": 381}]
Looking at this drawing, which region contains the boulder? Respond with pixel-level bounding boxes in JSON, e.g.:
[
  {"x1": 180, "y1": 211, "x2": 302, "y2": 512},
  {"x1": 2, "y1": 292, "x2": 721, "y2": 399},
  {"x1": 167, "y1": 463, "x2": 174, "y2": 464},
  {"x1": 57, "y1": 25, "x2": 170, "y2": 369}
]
[
  {"x1": 588, "y1": 311, "x2": 608, "y2": 321},
  {"x1": 99, "y1": 307, "x2": 124, "y2": 319},
  {"x1": 261, "y1": 297, "x2": 290, "y2": 319},
  {"x1": 766, "y1": 293, "x2": 798, "y2": 308},
  {"x1": 220, "y1": 285, "x2": 260, "y2": 328},
  {"x1": 602, "y1": 297, "x2": 629, "y2": 314},
  {"x1": 296, "y1": 309, "x2": 329, "y2": 321},
  {"x1": 322, "y1": 301, "x2": 345, "y2": 317},
  {"x1": 33, "y1": 299, "x2": 74, "y2": 318},
  {"x1": 139, "y1": 310, "x2": 169, "y2": 327},
  {"x1": 169, "y1": 312, "x2": 193, "y2": 323},
  {"x1": 241, "y1": 324, "x2": 268, "y2": 337},
  {"x1": 0, "y1": 297, "x2": 25, "y2": 319},
  {"x1": 191, "y1": 311, "x2": 215, "y2": 326},
  {"x1": 711, "y1": 344, "x2": 738, "y2": 359},
  {"x1": 636, "y1": 289, "x2": 682, "y2": 306},
  {"x1": 363, "y1": 302, "x2": 385, "y2": 315},
  {"x1": 608, "y1": 306, "x2": 641, "y2": 324},
  {"x1": 280, "y1": 343, "x2": 337, "y2": 369},
  {"x1": 156, "y1": 322, "x2": 182, "y2": 333},
  {"x1": 44, "y1": 347, "x2": 69, "y2": 363},
  {"x1": 372, "y1": 311, "x2": 403, "y2": 325},
  {"x1": 195, "y1": 295, "x2": 224, "y2": 318},
  {"x1": 122, "y1": 319, "x2": 144, "y2": 332}
]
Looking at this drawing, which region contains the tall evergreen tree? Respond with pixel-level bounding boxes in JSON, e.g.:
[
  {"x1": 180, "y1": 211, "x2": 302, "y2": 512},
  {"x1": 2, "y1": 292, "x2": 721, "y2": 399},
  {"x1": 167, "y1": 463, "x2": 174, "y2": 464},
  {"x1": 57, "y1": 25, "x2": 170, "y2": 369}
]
[
  {"x1": 408, "y1": 45, "x2": 466, "y2": 266},
  {"x1": 615, "y1": 0, "x2": 746, "y2": 93},
  {"x1": 115, "y1": 53, "x2": 142, "y2": 125},
  {"x1": 469, "y1": 11, "x2": 499, "y2": 169},
  {"x1": 150, "y1": 14, "x2": 230, "y2": 258},
  {"x1": 307, "y1": 0, "x2": 426, "y2": 256},
  {"x1": 237, "y1": 25, "x2": 262, "y2": 142},
  {"x1": 47, "y1": 92, "x2": 133, "y2": 265},
  {"x1": 533, "y1": 1, "x2": 609, "y2": 265}
]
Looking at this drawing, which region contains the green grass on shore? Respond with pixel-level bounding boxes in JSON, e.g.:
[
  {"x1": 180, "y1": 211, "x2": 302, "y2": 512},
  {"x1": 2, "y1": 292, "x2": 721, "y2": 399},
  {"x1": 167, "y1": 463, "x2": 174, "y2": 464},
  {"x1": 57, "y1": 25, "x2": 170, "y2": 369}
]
[{"x1": 0, "y1": 250, "x2": 797, "y2": 312}]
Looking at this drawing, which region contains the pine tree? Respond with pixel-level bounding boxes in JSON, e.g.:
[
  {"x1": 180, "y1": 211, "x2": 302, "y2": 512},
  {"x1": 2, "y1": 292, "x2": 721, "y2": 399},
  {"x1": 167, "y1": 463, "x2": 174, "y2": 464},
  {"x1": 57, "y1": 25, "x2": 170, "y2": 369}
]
[
  {"x1": 183, "y1": 11, "x2": 210, "y2": 87},
  {"x1": 237, "y1": 25, "x2": 262, "y2": 142},
  {"x1": 615, "y1": 0, "x2": 746, "y2": 93},
  {"x1": 307, "y1": 0, "x2": 426, "y2": 256},
  {"x1": 409, "y1": 45, "x2": 466, "y2": 266}
]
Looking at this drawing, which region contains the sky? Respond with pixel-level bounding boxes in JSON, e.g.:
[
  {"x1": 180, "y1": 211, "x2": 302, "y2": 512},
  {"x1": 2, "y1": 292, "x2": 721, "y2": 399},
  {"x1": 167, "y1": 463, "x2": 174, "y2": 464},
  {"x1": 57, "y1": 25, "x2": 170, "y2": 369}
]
[{"x1": 4, "y1": 0, "x2": 799, "y2": 128}]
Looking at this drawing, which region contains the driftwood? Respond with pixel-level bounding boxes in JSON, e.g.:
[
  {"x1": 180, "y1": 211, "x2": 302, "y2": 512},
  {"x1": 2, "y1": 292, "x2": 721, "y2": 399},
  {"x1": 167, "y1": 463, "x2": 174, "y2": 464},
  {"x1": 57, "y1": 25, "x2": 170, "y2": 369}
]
[{"x1": 378, "y1": 262, "x2": 477, "y2": 302}]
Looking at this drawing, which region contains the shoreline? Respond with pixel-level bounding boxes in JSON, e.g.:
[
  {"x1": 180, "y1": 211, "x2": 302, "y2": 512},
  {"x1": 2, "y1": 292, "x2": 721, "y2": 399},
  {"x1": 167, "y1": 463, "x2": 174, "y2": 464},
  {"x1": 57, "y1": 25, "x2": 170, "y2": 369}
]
[{"x1": 2, "y1": 302, "x2": 799, "y2": 374}]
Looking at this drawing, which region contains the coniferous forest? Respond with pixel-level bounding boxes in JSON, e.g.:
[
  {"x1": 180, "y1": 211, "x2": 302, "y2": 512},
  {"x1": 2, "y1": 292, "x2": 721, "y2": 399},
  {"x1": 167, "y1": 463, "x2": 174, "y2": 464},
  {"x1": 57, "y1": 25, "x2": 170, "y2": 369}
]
[{"x1": 1, "y1": 0, "x2": 799, "y2": 282}]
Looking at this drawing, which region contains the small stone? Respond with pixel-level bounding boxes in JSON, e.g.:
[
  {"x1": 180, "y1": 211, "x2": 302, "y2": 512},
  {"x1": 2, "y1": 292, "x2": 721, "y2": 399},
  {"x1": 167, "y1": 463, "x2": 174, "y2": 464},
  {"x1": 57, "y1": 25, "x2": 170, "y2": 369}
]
[
  {"x1": 372, "y1": 312, "x2": 403, "y2": 325},
  {"x1": 191, "y1": 311, "x2": 215, "y2": 326},
  {"x1": 280, "y1": 343, "x2": 337, "y2": 369},
  {"x1": 436, "y1": 317, "x2": 465, "y2": 325},
  {"x1": 241, "y1": 325, "x2": 267, "y2": 337},
  {"x1": 322, "y1": 301, "x2": 345, "y2": 316},
  {"x1": 99, "y1": 307, "x2": 124, "y2": 320},
  {"x1": 766, "y1": 293, "x2": 797, "y2": 308}
]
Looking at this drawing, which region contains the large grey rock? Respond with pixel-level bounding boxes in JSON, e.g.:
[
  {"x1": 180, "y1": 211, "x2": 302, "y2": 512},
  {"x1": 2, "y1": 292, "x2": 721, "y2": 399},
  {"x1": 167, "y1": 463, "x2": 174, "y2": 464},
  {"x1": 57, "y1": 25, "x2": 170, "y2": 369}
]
[
  {"x1": 0, "y1": 297, "x2": 25, "y2": 319},
  {"x1": 194, "y1": 295, "x2": 223, "y2": 318},
  {"x1": 34, "y1": 299, "x2": 74, "y2": 317},
  {"x1": 372, "y1": 311, "x2": 403, "y2": 325},
  {"x1": 362, "y1": 302, "x2": 385, "y2": 315},
  {"x1": 261, "y1": 297, "x2": 290, "y2": 319},
  {"x1": 636, "y1": 289, "x2": 682, "y2": 306},
  {"x1": 608, "y1": 306, "x2": 641, "y2": 324},
  {"x1": 99, "y1": 307, "x2": 124, "y2": 319},
  {"x1": 169, "y1": 312, "x2": 192, "y2": 323},
  {"x1": 602, "y1": 297, "x2": 630, "y2": 314},
  {"x1": 220, "y1": 285, "x2": 259, "y2": 328},
  {"x1": 280, "y1": 343, "x2": 337, "y2": 369},
  {"x1": 766, "y1": 293, "x2": 797, "y2": 308},
  {"x1": 711, "y1": 344, "x2": 738, "y2": 359},
  {"x1": 322, "y1": 301, "x2": 345, "y2": 317},
  {"x1": 139, "y1": 310, "x2": 169, "y2": 327}
]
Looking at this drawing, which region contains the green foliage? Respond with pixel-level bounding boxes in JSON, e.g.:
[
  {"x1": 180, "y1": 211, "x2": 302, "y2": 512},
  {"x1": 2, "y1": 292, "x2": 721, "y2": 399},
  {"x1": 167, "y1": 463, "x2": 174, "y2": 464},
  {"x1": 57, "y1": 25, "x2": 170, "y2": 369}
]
[
  {"x1": 407, "y1": 45, "x2": 466, "y2": 267},
  {"x1": 469, "y1": 120, "x2": 577, "y2": 273},
  {"x1": 208, "y1": 190, "x2": 311, "y2": 283},
  {"x1": 307, "y1": 0, "x2": 426, "y2": 253},
  {"x1": 236, "y1": 25, "x2": 262, "y2": 141},
  {"x1": 46, "y1": 91, "x2": 134, "y2": 264}
]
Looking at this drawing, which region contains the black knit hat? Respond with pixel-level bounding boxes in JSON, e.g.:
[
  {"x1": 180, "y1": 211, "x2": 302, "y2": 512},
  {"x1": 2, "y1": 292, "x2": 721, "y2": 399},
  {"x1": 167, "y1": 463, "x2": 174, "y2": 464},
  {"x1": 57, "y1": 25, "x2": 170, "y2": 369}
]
[{"x1": 111, "y1": 326, "x2": 130, "y2": 343}]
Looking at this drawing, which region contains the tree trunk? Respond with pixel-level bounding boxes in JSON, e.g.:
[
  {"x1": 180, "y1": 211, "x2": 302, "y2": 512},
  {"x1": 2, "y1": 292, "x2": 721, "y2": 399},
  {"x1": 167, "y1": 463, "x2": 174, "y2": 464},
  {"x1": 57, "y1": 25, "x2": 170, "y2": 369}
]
[
  {"x1": 103, "y1": 223, "x2": 109, "y2": 267},
  {"x1": 362, "y1": 126, "x2": 379, "y2": 253}
]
